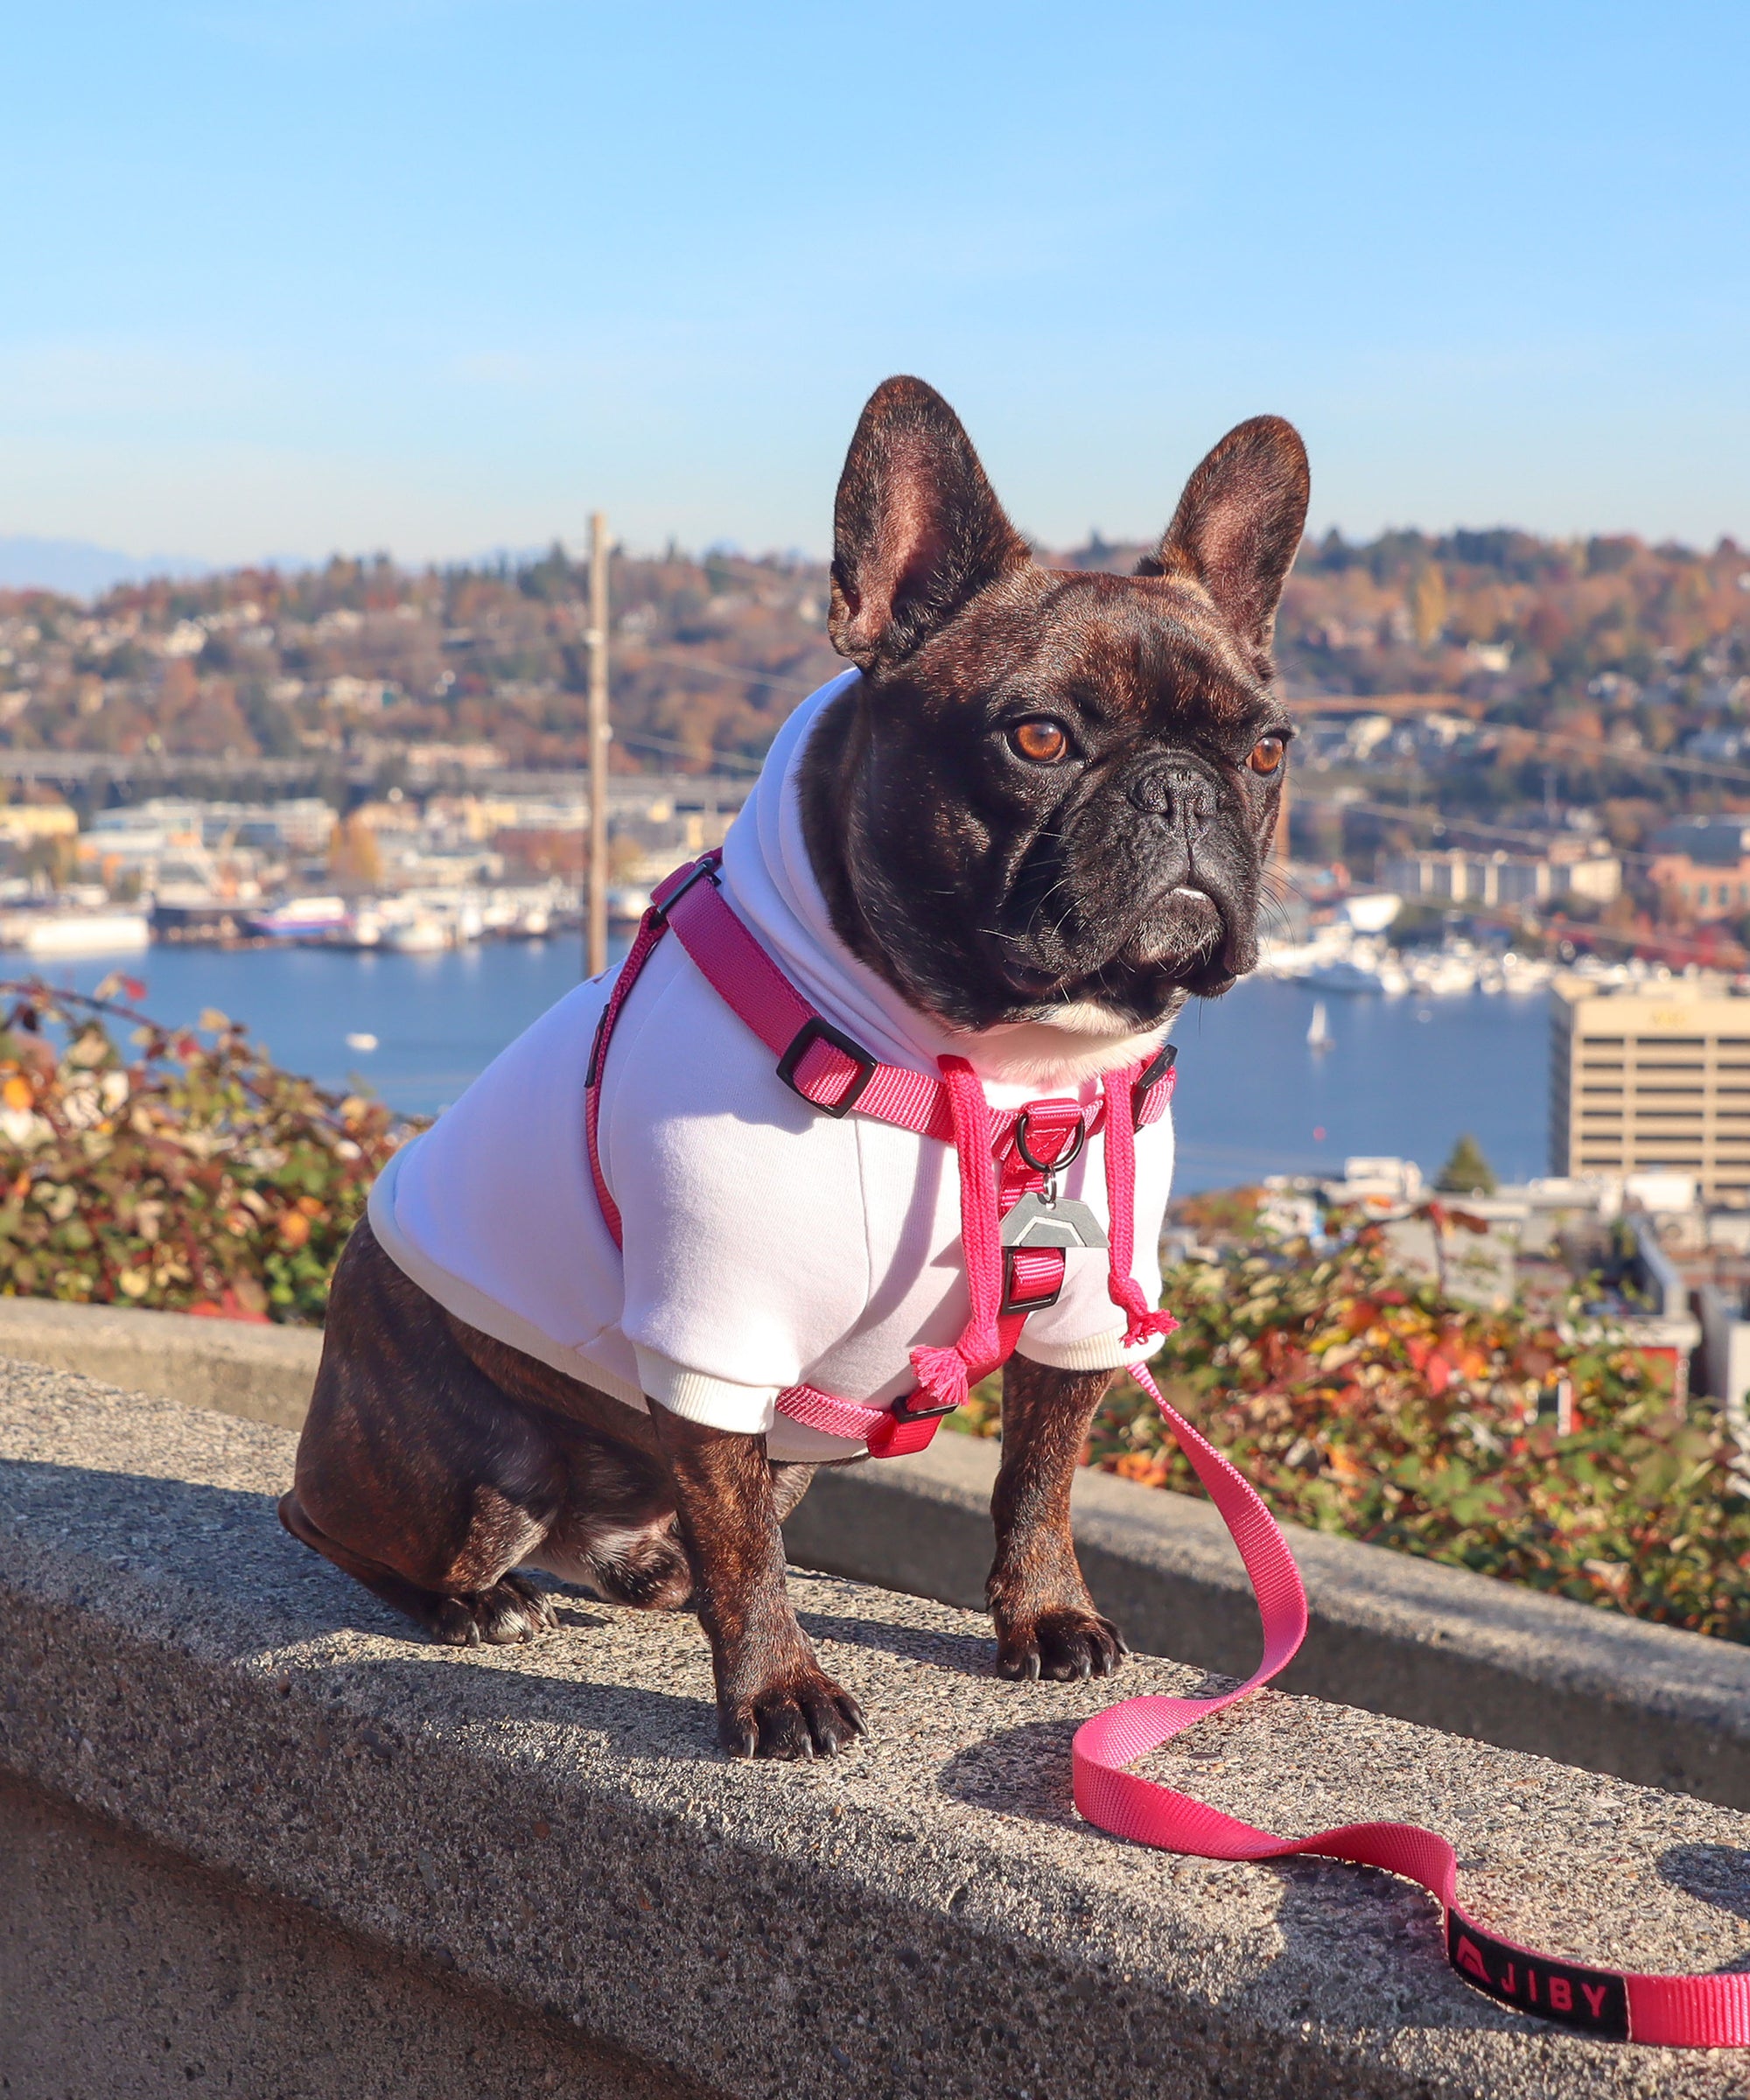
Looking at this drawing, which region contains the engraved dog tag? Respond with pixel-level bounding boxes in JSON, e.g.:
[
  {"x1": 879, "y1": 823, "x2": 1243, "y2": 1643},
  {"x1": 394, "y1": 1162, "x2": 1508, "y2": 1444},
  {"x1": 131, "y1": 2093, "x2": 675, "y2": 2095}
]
[{"x1": 1001, "y1": 1188, "x2": 1108, "y2": 1250}]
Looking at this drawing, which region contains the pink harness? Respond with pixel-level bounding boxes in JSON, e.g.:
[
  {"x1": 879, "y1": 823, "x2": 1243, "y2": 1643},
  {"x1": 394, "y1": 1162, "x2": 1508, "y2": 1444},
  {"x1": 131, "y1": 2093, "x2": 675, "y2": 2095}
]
[
  {"x1": 586, "y1": 850, "x2": 1750, "y2": 2049},
  {"x1": 584, "y1": 851, "x2": 1177, "y2": 1457}
]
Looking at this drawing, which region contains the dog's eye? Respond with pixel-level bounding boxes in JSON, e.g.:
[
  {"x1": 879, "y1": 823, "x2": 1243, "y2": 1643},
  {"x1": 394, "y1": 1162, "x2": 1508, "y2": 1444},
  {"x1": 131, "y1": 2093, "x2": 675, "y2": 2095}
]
[
  {"x1": 1010, "y1": 719, "x2": 1069, "y2": 765},
  {"x1": 1248, "y1": 736, "x2": 1286, "y2": 776}
]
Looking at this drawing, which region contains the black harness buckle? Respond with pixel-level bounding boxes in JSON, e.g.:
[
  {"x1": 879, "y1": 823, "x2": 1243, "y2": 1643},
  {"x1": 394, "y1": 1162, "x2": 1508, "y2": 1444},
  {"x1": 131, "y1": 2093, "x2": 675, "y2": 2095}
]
[
  {"x1": 776, "y1": 1016, "x2": 879, "y2": 1118},
  {"x1": 1133, "y1": 1040, "x2": 1177, "y2": 1127},
  {"x1": 888, "y1": 1387, "x2": 963, "y2": 1424},
  {"x1": 652, "y1": 855, "x2": 721, "y2": 920}
]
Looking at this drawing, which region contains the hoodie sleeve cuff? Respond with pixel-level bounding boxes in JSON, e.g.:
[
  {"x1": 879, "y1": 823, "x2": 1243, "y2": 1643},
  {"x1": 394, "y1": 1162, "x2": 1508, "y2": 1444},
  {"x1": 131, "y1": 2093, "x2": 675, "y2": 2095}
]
[
  {"x1": 1012, "y1": 1326, "x2": 1167, "y2": 1373},
  {"x1": 633, "y1": 1348, "x2": 780, "y2": 1435}
]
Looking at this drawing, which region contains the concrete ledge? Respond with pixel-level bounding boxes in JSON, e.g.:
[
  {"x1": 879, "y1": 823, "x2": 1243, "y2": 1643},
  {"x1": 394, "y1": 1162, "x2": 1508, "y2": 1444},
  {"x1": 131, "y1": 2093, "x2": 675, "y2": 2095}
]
[
  {"x1": 0, "y1": 1295, "x2": 319, "y2": 1430},
  {"x1": 6, "y1": 1295, "x2": 1750, "y2": 1816},
  {"x1": 0, "y1": 1771, "x2": 697, "y2": 2100},
  {"x1": 788, "y1": 1435, "x2": 1750, "y2": 1812},
  {"x1": 5, "y1": 1366, "x2": 1750, "y2": 2096}
]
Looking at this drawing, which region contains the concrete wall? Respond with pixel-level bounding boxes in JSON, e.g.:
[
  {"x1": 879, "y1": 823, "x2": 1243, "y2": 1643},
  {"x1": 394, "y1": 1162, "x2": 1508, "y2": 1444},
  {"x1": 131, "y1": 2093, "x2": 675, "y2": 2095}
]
[
  {"x1": 0, "y1": 1296, "x2": 319, "y2": 1432},
  {"x1": 6, "y1": 1367, "x2": 1750, "y2": 2097},
  {"x1": 0, "y1": 1773, "x2": 708, "y2": 2100},
  {"x1": 5, "y1": 1297, "x2": 1750, "y2": 1811}
]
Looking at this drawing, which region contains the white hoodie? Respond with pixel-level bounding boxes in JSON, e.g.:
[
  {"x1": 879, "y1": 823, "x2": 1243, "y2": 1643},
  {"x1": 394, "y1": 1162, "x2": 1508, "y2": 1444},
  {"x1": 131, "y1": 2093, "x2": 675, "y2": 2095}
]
[{"x1": 368, "y1": 670, "x2": 1176, "y2": 1460}]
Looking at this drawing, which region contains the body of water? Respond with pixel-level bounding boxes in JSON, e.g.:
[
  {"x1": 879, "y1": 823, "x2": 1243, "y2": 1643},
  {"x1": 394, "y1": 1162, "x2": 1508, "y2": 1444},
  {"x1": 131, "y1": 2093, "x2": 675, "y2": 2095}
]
[{"x1": 21, "y1": 941, "x2": 1553, "y2": 1194}]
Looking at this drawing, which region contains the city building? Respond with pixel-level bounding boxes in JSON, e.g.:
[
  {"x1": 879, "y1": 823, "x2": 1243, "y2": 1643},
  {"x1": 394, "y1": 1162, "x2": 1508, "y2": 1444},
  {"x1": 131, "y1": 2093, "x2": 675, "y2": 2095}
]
[
  {"x1": 0, "y1": 802, "x2": 79, "y2": 848},
  {"x1": 1376, "y1": 844, "x2": 1620, "y2": 908},
  {"x1": 1550, "y1": 974, "x2": 1750, "y2": 1200}
]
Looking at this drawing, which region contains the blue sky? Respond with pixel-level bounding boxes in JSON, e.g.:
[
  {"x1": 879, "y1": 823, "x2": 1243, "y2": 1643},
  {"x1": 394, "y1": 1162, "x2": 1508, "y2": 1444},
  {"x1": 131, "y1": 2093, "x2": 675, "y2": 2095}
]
[{"x1": 3, "y1": 2, "x2": 1746, "y2": 568}]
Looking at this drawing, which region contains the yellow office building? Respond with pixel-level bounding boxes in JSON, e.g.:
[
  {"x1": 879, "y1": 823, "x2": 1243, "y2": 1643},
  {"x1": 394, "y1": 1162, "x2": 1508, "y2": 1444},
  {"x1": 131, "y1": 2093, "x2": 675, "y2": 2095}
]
[{"x1": 1551, "y1": 975, "x2": 1750, "y2": 1200}]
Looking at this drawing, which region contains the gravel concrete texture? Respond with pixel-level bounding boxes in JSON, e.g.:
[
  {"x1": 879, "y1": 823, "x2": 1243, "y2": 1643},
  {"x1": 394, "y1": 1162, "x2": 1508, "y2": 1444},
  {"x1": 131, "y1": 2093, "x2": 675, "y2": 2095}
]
[
  {"x1": 4, "y1": 1367, "x2": 1750, "y2": 2096},
  {"x1": 787, "y1": 1427, "x2": 1750, "y2": 1811},
  {"x1": 0, "y1": 1770, "x2": 716, "y2": 2100},
  {"x1": 0, "y1": 1296, "x2": 319, "y2": 1430},
  {"x1": 1, "y1": 1288, "x2": 1746, "y2": 1817}
]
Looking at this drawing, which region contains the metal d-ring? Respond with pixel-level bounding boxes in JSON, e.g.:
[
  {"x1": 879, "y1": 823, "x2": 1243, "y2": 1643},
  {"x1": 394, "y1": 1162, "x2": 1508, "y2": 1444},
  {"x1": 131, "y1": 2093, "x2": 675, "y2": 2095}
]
[{"x1": 1013, "y1": 1108, "x2": 1087, "y2": 1178}]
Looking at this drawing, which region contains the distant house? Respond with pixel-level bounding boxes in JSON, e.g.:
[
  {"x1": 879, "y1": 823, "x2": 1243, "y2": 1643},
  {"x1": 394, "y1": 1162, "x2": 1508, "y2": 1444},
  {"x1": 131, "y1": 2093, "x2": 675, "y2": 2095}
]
[{"x1": 1647, "y1": 816, "x2": 1750, "y2": 920}]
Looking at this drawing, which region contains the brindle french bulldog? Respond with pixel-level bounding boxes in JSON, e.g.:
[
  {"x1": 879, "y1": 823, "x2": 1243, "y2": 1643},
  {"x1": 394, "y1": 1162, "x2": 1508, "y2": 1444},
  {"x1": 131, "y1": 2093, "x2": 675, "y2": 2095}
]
[{"x1": 281, "y1": 377, "x2": 1308, "y2": 1758}]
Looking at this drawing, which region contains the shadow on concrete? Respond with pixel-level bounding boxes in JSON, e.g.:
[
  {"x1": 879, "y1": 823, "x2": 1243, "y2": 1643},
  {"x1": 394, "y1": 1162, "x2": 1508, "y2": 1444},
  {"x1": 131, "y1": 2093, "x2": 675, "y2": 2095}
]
[
  {"x1": 0, "y1": 1456, "x2": 731, "y2": 1760},
  {"x1": 794, "y1": 1604, "x2": 995, "y2": 1678},
  {"x1": 1656, "y1": 1844, "x2": 1750, "y2": 1970}
]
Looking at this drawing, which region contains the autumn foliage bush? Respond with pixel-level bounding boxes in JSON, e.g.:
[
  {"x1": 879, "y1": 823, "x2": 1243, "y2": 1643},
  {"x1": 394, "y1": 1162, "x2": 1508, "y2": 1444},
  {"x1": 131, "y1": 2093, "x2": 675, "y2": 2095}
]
[
  {"x1": 7, "y1": 978, "x2": 1749, "y2": 1644},
  {"x1": 965, "y1": 1212, "x2": 1750, "y2": 1643},
  {"x1": 0, "y1": 978, "x2": 411, "y2": 1326}
]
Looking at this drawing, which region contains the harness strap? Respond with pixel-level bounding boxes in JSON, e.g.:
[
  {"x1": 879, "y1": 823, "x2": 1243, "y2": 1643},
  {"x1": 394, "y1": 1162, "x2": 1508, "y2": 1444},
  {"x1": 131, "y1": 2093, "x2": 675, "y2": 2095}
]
[
  {"x1": 1075, "y1": 1365, "x2": 1750, "y2": 2048},
  {"x1": 659, "y1": 854, "x2": 957, "y2": 1139},
  {"x1": 583, "y1": 854, "x2": 1170, "y2": 1457}
]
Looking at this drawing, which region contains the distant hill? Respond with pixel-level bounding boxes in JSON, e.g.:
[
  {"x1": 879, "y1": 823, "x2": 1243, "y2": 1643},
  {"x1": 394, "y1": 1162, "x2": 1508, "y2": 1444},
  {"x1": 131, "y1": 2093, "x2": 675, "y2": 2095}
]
[{"x1": 0, "y1": 537, "x2": 210, "y2": 596}]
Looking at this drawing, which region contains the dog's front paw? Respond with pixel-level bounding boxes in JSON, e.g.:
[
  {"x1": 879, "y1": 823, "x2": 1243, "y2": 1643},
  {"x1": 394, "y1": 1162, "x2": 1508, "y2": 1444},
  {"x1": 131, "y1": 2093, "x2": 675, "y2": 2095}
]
[
  {"x1": 426, "y1": 1572, "x2": 557, "y2": 1648},
  {"x1": 721, "y1": 1668, "x2": 866, "y2": 1761},
  {"x1": 995, "y1": 1606, "x2": 1127, "y2": 1683}
]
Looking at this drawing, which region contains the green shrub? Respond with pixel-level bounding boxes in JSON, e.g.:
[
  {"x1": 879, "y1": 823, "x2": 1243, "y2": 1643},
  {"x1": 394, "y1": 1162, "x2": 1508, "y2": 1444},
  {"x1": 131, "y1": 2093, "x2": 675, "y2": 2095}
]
[
  {"x1": 0, "y1": 977, "x2": 414, "y2": 1326},
  {"x1": 962, "y1": 1214, "x2": 1750, "y2": 1642}
]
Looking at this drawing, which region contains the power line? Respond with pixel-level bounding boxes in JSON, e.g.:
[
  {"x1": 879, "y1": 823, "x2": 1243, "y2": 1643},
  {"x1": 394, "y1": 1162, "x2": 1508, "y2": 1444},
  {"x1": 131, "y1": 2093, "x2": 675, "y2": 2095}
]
[
  {"x1": 621, "y1": 648, "x2": 830, "y2": 697},
  {"x1": 610, "y1": 728, "x2": 766, "y2": 774},
  {"x1": 1294, "y1": 793, "x2": 1662, "y2": 868}
]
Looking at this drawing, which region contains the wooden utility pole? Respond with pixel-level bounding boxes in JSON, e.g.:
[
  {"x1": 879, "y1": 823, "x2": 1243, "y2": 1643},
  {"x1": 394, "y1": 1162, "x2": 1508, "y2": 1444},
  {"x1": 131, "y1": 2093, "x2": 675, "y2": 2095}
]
[
  {"x1": 1275, "y1": 761, "x2": 1292, "y2": 868},
  {"x1": 585, "y1": 512, "x2": 611, "y2": 977}
]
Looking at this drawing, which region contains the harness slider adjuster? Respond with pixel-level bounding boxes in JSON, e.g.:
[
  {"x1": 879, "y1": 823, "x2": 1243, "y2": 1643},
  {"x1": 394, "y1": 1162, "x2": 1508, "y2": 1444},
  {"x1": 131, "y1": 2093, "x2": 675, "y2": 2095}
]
[
  {"x1": 1000, "y1": 1244, "x2": 1067, "y2": 1316},
  {"x1": 651, "y1": 855, "x2": 721, "y2": 920},
  {"x1": 888, "y1": 1386, "x2": 964, "y2": 1424},
  {"x1": 776, "y1": 1016, "x2": 879, "y2": 1117}
]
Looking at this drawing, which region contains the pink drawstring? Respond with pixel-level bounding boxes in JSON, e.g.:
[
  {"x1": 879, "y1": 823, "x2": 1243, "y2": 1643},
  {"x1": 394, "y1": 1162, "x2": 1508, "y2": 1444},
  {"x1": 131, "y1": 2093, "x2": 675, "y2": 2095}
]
[
  {"x1": 1101, "y1": 1069, "x2": 1180, "y2": 1351},
  {"x1": 908, "y1": 1056, "x2": 1003, "y2": 1410}
]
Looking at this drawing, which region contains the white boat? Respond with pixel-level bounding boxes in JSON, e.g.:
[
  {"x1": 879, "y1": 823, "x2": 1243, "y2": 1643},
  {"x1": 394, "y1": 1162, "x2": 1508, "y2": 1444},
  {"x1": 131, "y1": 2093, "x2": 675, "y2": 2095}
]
[
  {"x1": 5, "y1": 909, "x2": 151, "y2": 956},
  {"x1": 1339, "y1": 891, "x2": 1404, "y2": 934},
  {"x1": 1501, "y1": 953, "x2": 1553, "y2": 991},
  {"x1": 1306, "y1": 999, "x2": 1334, "y2": 1051},
  {"x1": 382, "y1": 915, "x2": 450, "y2": 954},
  {"x1": 608, "y1": 886, "x2": 653, "y2": 926},
  {"x1": 247, "y1": 895, "x2": 348, "y2": 941},
  {"x1": 1304, "y1": 956, "x2": 1388, "y2": 994},
  {"x1": 1410, "y1": 952, "x2": 1479, "y2": 996}
]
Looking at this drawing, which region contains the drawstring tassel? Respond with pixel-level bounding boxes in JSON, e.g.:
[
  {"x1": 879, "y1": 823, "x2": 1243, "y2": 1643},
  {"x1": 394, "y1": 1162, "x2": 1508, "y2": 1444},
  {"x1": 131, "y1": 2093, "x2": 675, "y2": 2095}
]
[
  {"x1": 1101, "y1": 1068, "x2": 1181, "y2": 1351},
  {"x1": 907, "y1": 1344, "x2": 971, "y2": 1411},
  {"x1": 907, "y1": 1056, "x2": 1002, "y2": 1407}
]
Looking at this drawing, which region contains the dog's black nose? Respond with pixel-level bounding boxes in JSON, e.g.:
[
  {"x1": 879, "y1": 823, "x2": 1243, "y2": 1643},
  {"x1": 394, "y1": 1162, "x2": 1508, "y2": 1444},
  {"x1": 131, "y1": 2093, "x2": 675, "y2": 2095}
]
[{"x1": 1127, "y1": 764, "x2": 1215, "y2": 838}]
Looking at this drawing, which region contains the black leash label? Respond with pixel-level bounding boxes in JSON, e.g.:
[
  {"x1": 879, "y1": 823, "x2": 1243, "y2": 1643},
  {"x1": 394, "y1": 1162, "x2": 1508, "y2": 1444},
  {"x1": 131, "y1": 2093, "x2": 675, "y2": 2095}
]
[{"x1": 1446, "y1": 1913, "x2": 1630, "y2": 2039}]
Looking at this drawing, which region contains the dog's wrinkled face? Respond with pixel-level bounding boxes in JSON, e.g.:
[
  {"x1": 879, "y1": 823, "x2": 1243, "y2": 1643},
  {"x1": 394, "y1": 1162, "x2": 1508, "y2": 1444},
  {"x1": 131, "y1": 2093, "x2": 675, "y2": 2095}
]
[{"x1": 799, "y1": 377, "x2": 1310, "y2": 1048}]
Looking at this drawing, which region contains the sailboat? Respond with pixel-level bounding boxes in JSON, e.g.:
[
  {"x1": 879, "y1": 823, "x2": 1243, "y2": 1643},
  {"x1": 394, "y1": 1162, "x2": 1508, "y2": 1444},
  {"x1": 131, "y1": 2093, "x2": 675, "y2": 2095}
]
[{"x1": 1306, "y1": 998, "x2": 1334, "y2": 1052}]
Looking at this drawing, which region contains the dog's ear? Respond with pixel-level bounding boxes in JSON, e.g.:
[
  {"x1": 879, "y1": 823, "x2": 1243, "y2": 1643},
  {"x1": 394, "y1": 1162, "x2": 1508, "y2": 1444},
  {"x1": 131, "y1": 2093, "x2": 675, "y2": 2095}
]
[
  {"x1": 1141, "y1": 416, "x2": 1310, "y2": 668},
  {"x1": 829, "y1": 376, "x2": 1030, "y2": 670}
]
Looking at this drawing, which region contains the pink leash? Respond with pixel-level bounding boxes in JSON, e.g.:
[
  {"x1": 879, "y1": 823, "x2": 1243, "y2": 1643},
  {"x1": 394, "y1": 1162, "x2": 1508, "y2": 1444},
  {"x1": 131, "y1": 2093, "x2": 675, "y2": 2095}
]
[
  {"x1": 1076, "y1": 1366, "x2": 1750, "y2": 2048},
  {"x1": 586, "y1": 855, "x2": 1750, "y2": 2044}
]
